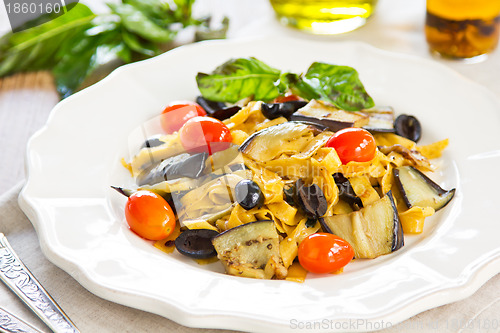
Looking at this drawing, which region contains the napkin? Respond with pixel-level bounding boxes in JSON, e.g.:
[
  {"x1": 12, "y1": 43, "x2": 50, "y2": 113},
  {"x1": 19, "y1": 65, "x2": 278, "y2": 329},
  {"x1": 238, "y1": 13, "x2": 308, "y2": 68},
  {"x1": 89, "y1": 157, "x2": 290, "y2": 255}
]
[
  {"x1": 0, "y1": 182, "x2": 498, "y2": 333},
  {"x1": 0, "y1": 183, "x2": 236, "y2": 333}
]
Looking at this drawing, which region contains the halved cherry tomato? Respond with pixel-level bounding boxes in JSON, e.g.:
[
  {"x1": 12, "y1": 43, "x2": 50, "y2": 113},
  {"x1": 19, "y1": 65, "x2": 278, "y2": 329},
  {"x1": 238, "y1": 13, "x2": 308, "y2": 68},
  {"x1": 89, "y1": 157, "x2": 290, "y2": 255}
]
[
  {"x1": 161, "y1": 101, "x2": 206, "y2": 134},
  {"x1": 125, "y1": 190, "x2": 176, "y2": 241},
  {"x1": 325, "y1": 127, "x2": 376, "y2": 164},
  {"x1": 179, "y1": 116, "x2": 232, "y2": 155},
  {"x1": 298, "y1": 233, "x2": 354, "y2": 274}
]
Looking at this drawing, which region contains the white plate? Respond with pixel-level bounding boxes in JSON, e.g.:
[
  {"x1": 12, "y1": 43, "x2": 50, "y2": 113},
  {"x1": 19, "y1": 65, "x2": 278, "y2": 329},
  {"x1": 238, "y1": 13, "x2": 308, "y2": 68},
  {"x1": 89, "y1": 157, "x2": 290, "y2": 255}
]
[{"x1": 19, "y1": 36, "x2": 500, "y2": 332}]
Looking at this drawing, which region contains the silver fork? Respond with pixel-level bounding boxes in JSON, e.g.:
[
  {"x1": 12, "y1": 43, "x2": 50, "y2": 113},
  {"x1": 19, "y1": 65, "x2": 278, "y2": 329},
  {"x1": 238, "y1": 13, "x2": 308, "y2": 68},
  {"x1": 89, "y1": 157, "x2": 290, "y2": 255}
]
[
  {"x1": 0, "y1": 306, "x2": 44, "y2": 333},
  {"x1": 0, "y1": 234, "x2": 80, "y2": 333}
]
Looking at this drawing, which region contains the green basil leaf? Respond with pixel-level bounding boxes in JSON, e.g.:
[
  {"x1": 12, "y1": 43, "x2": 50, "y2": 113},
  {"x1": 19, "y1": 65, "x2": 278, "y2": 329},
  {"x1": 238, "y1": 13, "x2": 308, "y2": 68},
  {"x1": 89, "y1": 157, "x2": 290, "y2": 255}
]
[
  {"x1": 108, "y1": 3, "x2": 176, "y2": 43},
  {"x1": 196, "y1": 57, "x2": 281, "y2": 103},
  {"x1": 121, "y1": 29, "x2": 158, "y2": 57},
  {"x1": 295, "y1": 62, "x2": 374, "y2": 111},
  {"x1": 52, "y1": 21, "x2": 123, "y2": 98},
  {"x1": 123, "y1": 0, "x2": 168, "y2": 18},
  {"x1": 0, "y1": 4, "x2": 95, "y2": 77},
  {"x1": 278, "y1": 72, "x2": 319, "y2": 100}
]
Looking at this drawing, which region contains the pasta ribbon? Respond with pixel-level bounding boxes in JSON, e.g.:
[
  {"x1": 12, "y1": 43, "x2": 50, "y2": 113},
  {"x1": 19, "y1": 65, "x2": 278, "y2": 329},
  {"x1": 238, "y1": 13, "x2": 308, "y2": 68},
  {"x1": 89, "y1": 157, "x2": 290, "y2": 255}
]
[
  {"x1": 418, "y1": 139, "x2": 449, "y2": 160},
  {"x1": 374, "y1": 133, "x2": 416, "y2": 150},
  {"x1": 223, "y1": 101, "x2": 265, "y2": 134},
  {"x1": 399, "y1": 206, "x2": 435, "y2": 234}
]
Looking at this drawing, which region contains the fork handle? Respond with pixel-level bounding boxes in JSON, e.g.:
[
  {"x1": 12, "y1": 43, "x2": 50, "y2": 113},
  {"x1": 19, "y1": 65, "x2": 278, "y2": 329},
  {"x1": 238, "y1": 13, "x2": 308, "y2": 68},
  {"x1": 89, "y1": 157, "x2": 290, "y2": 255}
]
[
  {"x1": 0, "y1": 234, "x2": 79, "y2": 333},
  {"x1": 0, "y1": 307, "x2": 44, "y2": 333}
]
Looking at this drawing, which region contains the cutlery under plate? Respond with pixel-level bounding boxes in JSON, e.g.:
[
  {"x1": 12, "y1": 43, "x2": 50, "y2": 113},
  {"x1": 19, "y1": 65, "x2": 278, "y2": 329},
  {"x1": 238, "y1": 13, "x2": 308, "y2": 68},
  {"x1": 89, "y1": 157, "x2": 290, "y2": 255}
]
[{"x1": 0, "y1": 233, "x2": 79, "y2": 333}]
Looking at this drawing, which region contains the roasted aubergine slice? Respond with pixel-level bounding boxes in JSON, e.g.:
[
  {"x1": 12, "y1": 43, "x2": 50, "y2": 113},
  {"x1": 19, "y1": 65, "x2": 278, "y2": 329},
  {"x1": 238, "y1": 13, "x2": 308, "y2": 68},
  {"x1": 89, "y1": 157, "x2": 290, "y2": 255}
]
[
  {"x1": 212, "y1": 220, "x2": 287, "y2": 279},
  {"x1": 393, "y1": 166, "x2": 455, "y2": 211},
  {"x1": 320, "y1": 192, "x2": 404, "y2": 259},
  {"x1": 290, "y1": 100, "x2": 369, "y2": 132},
  {"x1": 239, "y1": 121, "x2": 323, "y2": 163}
]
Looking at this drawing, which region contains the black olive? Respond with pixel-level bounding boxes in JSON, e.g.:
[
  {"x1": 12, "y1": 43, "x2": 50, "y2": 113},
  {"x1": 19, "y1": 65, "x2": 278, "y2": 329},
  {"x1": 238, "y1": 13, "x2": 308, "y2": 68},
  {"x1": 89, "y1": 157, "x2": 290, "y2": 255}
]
[
  {"x1": 196, "y1": 96, "x2": 241, "y2": 120},
  {"x1": 281, "y1": 100, "x2": 308, "y2": 113},
  {"x1": 235, "y1": 179, "x2": 264, "y2": 210},
  {"x1": 394, "y1": 114, "x2": 422, "y2": 143},
  {"x1": 283, "y1": 185, "x2": 296, "y2": 206},
  {"x1": 305, "y1": 218, "x2": 317, "y2": 228},
  {"x1": 175, "y1": 229, "x2": 219, "y2": 259},
  {"x1": 210, "y1": 105, "x2": 241, "y2": 121},
  {"x1": 261, "y1": 101, "x2": 308, "y2": 120},
  {"x1": 141, "y1": 136, "x2": 164, "y2": 149},
  {"x1": 261, "y1": 103, "x2": 281, "y2": 119},
  {"x1": 332, "y1": 173, "x2": 363, "y2": 209},
  {"x1": 295, "y1": 179, "x2": 327, "y2": 218},
  {"x1": 196, "y1": 96, "x2": 226, "y2": 114}
]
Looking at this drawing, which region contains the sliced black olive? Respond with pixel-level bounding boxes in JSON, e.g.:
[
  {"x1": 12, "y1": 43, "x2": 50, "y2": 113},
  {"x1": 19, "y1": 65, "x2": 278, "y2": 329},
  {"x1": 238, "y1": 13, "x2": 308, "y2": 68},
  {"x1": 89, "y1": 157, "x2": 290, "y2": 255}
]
[
  {"x1": 394, "y1": 114, "x2": 422, "y2": 142},
  {"x1": 332, "y1": 173, "x2": 363, "y2": 209},
  {"x1": 196, "y1": 96, "x2": 241, "y2": 120},
  {"x1": 261, "y1": 101, "x2": 308, "y2": 120},
  {"x1": 136, "y1": 152, "x2": 208, "y2": 186},
  {"x1": 141, "y1": 136, "x2": 164, "y2": 149},
  {"x1": 175, "y1": 229, "x2": 219, "y2": 259},
  {"x1": 235, "y1": 179, "x2": 265, "y2": 210},
  {"x1": 283, "y1": 185, "x2": 296, "y2": 206},
  {"x1": 295, "y1": 179, "x2": 327, "y2": 218}
]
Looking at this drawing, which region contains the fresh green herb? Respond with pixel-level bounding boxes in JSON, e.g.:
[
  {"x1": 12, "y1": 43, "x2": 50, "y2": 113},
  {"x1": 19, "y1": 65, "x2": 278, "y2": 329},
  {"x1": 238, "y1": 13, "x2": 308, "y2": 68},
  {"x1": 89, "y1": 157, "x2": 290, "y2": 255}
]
[
  {"x1": 0, "y1": 0, "x2": 224, "y2": 98},
  {"x1": 197, "y1": 58, "x2": 375, "y2": 110},
  {"x1": 196, "y1": 57, "x2": 282, "y2": 103},
  {"x1": 292, "y1": 62, "x2": 375, "y2": 111},
  {"x1": 0, "y1": 5, "x2": 95, "y2": 78}
]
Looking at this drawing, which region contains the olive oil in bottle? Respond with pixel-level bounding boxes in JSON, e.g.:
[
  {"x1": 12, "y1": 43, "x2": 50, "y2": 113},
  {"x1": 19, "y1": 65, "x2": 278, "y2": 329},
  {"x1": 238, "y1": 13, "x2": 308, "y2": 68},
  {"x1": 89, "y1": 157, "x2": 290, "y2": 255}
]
[
  {"x1": 425, "y1": 0, "x2": 500, "y2": 59},
  {"x1": 269, "y1": 0, "x2": 378, "y2": 34}
]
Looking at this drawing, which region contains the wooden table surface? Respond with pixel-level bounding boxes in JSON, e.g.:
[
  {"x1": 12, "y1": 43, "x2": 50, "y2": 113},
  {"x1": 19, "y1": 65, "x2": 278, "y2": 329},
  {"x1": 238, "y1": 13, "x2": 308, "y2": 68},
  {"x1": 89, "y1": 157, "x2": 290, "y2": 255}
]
[{"x1": 0, "y1": 72, "x2": 58, "y2": 194}]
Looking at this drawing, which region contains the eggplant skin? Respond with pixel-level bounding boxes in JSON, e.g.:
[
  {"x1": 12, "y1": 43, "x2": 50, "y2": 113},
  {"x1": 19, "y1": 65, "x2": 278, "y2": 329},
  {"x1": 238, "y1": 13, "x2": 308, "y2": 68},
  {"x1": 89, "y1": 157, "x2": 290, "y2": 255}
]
[
  {"x1": 320, "y1": 192, "x2": 404, "y2": 259},
  {"x1": 393, "y1": 166, "x2": 455, "y2": 211},
  {"x1": 136, "y1": 152, "x2": 208, "y2": 186},
  {"x1": 289, "y1": 100, "x2": 369, "y2": 132},
  {"x1": 211, "y1": 220, "x2": 287, "y2": 279},
  {"x1": 238, "y1": 121, "x2": 323, "y2": 162},
  {"x1": 388, "y1": 192, "x2": 404, "y2": 252}
]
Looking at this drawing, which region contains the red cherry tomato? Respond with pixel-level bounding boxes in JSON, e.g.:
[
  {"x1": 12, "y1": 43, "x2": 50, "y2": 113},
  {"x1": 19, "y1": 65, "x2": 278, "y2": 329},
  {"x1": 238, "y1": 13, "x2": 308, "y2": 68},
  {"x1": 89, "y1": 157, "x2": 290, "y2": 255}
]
[
  {"x1": 161, "y1": 101, "x2": 206, "y2": 134},
  {"x1": 325, "y1": 127, "x2": 376, "y2": 164},
  {"x1": 125, "y1": 190, "x2": 176, "y2": 241},
  {"x1": 272, "y1": 93, "x2": 302, "y2": 103},
  {"x1": 179, "y1": 116, "x2": 232, "y2": 155},
  {"x1": 298, "y1": 233, "x2": 354, "y2": 274}
]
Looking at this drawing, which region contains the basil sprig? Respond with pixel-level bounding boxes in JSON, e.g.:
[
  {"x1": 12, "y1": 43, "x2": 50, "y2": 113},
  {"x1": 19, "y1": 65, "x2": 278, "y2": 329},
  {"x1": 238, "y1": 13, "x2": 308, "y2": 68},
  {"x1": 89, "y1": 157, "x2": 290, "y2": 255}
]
[
  {"x1": 197, "y1": 58, "x2": 375, "y2": 111},
  {"x1": 196, "y1": 58, "x2": 281, "y2": 103}
]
